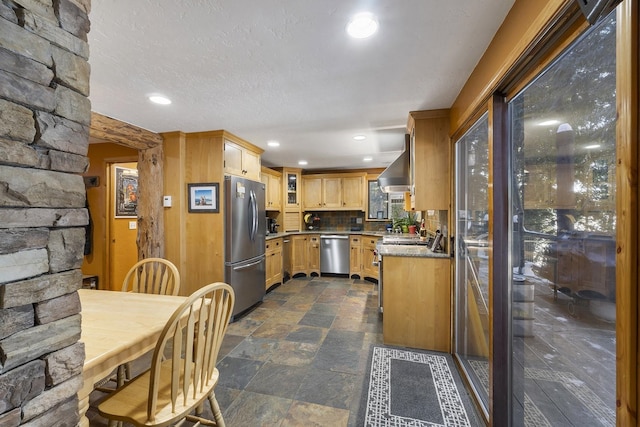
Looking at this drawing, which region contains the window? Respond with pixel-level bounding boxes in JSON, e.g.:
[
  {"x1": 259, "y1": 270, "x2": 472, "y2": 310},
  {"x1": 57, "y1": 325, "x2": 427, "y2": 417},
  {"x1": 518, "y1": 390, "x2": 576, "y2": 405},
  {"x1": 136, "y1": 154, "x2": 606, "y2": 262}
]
[{"x1": 367, "y1": 180, "x2": 405, "y2": 221}]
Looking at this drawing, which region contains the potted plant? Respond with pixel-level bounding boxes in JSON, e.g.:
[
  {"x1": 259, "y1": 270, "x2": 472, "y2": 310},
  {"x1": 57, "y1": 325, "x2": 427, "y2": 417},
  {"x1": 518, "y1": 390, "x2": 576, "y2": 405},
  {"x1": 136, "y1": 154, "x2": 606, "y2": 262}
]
[{"x1": 392, "y1": 212, "x2": 418, "y2": 233}]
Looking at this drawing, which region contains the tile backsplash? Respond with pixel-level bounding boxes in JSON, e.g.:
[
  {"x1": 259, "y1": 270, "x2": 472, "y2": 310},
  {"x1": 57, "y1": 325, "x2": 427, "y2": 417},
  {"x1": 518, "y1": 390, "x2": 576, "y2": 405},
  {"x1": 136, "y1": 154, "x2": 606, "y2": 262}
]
[{"x1": 299, "y1": 209, "x2": 448, "y2": 237}]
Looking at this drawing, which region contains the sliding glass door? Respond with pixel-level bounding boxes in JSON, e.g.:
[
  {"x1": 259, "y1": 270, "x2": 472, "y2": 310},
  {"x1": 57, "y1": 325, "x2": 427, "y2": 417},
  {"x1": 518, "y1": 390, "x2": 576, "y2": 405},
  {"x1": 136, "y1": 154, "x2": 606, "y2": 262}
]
[
  {"x1": 454, "y1": 11, "x2": 617, "y2": 426},
  {"x1": 508, "y1": 12, "x2": 617, "y2": 425},
  {"x1": 454, "y1": 114, "x2": 490, "y2": 416}
]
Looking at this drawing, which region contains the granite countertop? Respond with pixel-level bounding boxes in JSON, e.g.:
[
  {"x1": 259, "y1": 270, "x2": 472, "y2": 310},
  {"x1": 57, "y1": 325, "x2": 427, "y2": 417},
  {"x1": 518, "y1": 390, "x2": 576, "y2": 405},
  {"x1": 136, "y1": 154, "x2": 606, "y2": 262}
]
[
  {"x1": 376, "y1": 241, "x2": 450, "y2": 259},
  {"x1": 265, "y1": 230, "x2": 385, "y2": 240}
]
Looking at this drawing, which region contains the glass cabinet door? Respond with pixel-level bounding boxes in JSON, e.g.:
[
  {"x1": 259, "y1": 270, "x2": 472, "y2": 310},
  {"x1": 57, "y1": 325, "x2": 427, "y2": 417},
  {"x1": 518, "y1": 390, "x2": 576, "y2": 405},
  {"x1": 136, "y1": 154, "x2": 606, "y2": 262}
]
[{"x1": 286, "y1": 172, "x2": 298, "y2": 207}]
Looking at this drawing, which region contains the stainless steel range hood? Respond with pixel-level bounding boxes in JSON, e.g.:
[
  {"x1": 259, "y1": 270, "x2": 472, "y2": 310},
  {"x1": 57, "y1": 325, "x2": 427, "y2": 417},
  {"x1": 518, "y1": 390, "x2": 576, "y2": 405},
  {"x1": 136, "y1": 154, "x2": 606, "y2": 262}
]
[{"x1": 377, "y1": 134, "x2": 410, "y2": 193}]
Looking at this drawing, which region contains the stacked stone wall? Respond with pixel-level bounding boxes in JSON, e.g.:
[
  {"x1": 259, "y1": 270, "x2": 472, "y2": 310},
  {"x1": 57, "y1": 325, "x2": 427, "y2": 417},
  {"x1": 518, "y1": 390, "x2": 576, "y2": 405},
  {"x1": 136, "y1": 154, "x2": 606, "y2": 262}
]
[{"x1": 0, "y1": 0, "x2": 91, "y2": 424}]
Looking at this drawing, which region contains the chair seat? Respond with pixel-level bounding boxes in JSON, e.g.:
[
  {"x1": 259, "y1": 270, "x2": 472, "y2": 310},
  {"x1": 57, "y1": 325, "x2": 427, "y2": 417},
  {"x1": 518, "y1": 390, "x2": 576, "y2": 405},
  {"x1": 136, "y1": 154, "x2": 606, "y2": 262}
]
[{"x1": 98, "y1": 359, "x2": 219, "y2": 427}]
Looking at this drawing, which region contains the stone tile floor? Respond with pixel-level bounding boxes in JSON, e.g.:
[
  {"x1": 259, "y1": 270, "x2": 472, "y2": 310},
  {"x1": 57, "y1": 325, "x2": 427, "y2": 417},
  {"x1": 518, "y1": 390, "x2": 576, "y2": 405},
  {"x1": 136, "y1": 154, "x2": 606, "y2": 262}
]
[{"x1": 87, "y1": 275, "x2": 384, "y2": 426}]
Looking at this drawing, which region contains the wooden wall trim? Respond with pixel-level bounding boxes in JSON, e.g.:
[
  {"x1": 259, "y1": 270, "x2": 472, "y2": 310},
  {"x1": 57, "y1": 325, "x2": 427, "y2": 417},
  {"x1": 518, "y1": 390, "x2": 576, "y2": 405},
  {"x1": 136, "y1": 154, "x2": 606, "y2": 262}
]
[
  {"x1": 616, "y1": 1, "x2": 639, "y2": 424},
  {"x1": 90, "y1": 111, "x2": 163, "y2": 149},
  {"x1": 449, "y1": 0, "x2": 575, "y2": 134}
]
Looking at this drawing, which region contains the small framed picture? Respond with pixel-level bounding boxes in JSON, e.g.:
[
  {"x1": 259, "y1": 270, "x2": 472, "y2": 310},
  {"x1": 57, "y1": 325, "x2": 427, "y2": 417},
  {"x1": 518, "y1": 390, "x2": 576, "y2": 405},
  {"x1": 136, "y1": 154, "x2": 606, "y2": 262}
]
[
  {"x1": 114, "y1": 166, "x2": 138, "y2": 218},
  {"x1": 377, "y1": 210, "x2": 384, "y2": 219},
  {"x1": 188, "y1": 183, "x2": 219, "y2": 213}
]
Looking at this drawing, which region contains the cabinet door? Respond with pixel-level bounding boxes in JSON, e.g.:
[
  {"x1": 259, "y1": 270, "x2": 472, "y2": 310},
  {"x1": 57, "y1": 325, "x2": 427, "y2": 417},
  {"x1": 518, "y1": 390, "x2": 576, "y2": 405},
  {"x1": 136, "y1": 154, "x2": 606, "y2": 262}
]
[
  {"x1": 224, "y1": 141, "x2": 244, "y2": 177},
  {"x1": 303, "y1": 177, "x2": 323, "y2": 209},
  {"x1": 283, "y1": 211, "x2": 300, "y2": 231},
  {"x1": 261, "y1": 174, "x2": 270, "y2": 209},
  {"x1": 362, "y1": 237, "x2": 379, "y2": 280},
  {"x1": 291, "y1": 235, "x2": 308, "y2": 276},
  {"x1": 349, "y1": 236, "x2": 362, "y2": 276},
  {"x1": 243, "y1": 149, "x2": 261, "y2": 181},
  {"x1": 284, "y1": 171, "x2": 300, "y2": 209},
  {"x1": 321, "y1": 178, "x2": 342, "y2": 208},
  {"x1": 411, "y1": 114, "x2": 450, "y2": 211},
  {"x1": 308, "y1": 235, "x2": 320, "y2": 274},
  {"x1": 269, "y1": 174, "x2": 281, "y2": 210},
  {"x1": 265, "y1": 241, "x2": 275, "y2": 289},
  {"x1": 342, "y1": 176, "x2": 364, "y2": 209}
]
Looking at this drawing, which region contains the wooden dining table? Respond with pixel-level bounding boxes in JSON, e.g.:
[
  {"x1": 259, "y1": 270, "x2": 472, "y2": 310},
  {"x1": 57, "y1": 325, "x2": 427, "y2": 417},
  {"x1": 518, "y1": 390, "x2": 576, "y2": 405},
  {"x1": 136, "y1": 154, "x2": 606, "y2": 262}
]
[{"x1": 77, "y1": 289, "x2": 188, "y2": 427}]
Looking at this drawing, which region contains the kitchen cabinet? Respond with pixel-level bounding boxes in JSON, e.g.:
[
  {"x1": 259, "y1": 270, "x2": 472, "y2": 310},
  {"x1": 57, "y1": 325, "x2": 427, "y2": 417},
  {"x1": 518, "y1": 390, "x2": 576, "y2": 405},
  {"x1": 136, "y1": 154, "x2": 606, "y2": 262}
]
[
  {"x1": 265, "y1": 238, "x2": 283, "y2": 290},
  {"x1": 407, "y1": 110, "x2": 450, "y2": 211},
  {"x1": 362, "y1": 236, "x2": 379, "y2": 281},
  {"x1": 342, "y1": 175, "x2": 365, "y2": 209},
  {"x1": 283, "y1": 212, "x2": 301, "y2": 232},
  {"x1": 383, "y1": 256, "x2": 451, "y2": 352},
  {"x1": 283, "y1": 169, "x2": 301, "y2": 209},
  {"x1": 349, "y1": 236, "x2": 362, "y2": 278},
  {"x1": 302, "y1": 173, "x2": 365, "y2": 211},
  {"x1": 308, "y1": 235, "x2": 320, "y2": 276},
  {"x1": 261, "y1": 167, "x2": 282, "y2": 211},
  {"x1": 282, "y1": 168, "x2": 302, "y2": 231},
  {"x1": 303, "y1": 177, "x2": 323, "y2": 209},
  {"x1": 290, "y1": 235, "x2": 308, "y2": 277},
  {"x1": 224, "y1": 139, "x2": 261, "y2": 181}
]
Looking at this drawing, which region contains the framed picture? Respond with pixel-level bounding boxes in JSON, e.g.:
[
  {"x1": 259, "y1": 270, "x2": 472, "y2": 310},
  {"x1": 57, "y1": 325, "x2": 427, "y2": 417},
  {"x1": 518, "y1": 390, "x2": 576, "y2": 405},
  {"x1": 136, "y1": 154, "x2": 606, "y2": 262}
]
[
  {"x1": 114, "y1": 166, "x2": 138, "y2": 218},
  {"x1": 188, "y1": 183, "x2": 219, "y2": 213}
]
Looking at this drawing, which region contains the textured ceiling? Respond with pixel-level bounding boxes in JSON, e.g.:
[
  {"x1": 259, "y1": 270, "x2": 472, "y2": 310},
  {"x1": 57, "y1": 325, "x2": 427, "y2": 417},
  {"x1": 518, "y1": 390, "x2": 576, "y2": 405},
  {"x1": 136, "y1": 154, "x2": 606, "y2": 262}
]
[{"x1": 88, "y1": 0, "x2": 514, "y2": 170}]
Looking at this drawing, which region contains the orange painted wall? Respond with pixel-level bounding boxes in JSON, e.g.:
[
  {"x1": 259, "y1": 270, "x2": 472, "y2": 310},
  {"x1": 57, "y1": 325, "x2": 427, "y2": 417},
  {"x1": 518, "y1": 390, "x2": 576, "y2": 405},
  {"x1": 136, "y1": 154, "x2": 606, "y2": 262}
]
[{"x1": 82, "y1": 143, "x2": 137, "y2": 290}]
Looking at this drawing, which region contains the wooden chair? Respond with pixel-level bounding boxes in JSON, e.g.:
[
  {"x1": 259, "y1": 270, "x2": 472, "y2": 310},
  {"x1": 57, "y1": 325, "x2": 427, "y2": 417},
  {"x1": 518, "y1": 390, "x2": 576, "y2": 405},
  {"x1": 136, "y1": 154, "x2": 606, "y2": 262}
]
[
  {"x1": 122, "y1": 257, "x2": 181, "y2": 296},
  {"x1": 96, "y1": 258, "x2": 181, "y2": 393},
  {"x1": 98, "y1": 282, "x2": 235, "y2": 427}
]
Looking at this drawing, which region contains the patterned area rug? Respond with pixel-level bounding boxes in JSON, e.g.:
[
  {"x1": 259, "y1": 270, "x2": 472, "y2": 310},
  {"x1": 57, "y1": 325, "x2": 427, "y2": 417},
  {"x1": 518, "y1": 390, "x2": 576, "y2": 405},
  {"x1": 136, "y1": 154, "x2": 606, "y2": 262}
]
[{"x1": 358, "y1": 345, "x2": 482, "y2": 426}]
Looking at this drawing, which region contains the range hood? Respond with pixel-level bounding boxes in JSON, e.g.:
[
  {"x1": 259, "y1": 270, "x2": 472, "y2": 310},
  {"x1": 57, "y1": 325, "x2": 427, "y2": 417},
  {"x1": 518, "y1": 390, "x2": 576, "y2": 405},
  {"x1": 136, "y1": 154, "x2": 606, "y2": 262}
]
[{"x1": 378, "y1": 134, "x2": 410, "y2": 193}]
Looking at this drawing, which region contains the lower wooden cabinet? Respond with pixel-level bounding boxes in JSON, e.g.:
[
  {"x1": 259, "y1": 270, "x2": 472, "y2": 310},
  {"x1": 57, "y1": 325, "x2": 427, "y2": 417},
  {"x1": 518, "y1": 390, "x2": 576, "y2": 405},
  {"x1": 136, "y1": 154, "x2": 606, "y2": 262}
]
[
  {"x1": 265, "y1": 238, "x2": 283, "y2": 290},
  {"x1": 382, "y1": 256, "x2": 451, "y2": 352},
  {"x1": 349, "y1": 236, "x2": 362, "y2": 278},
  {"x1": 308, "y1": 235, "x2": 320, "y2": 276},
  {"x1": 290, "y1": 235, "x2": 308, "y2": 277},
  {"x1": 362, "y1": 236, "x2": 379, "y2": 281}
]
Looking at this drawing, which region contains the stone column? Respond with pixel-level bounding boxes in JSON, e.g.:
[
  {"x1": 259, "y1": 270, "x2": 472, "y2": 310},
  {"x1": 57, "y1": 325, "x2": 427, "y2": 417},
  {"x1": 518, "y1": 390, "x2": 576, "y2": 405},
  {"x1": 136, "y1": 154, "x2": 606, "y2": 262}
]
[{"x1": 0, "y1": 0, "x2": 91, "y2": 424}]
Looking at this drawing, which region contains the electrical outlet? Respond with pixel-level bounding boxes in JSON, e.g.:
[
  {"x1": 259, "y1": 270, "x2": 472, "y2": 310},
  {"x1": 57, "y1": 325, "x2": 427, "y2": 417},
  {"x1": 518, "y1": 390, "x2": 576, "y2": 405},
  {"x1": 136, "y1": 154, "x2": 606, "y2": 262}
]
[{"x1": 129, "y1": 221, "x2": 137, "y2": 230}]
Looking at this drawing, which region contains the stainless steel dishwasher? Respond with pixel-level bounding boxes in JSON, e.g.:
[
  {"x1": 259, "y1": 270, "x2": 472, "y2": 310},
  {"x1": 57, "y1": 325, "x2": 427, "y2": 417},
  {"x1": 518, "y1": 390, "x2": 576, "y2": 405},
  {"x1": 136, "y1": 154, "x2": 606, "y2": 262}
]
[{"x1": 320, "y1": 235, "x2": 350, "y2": 274}]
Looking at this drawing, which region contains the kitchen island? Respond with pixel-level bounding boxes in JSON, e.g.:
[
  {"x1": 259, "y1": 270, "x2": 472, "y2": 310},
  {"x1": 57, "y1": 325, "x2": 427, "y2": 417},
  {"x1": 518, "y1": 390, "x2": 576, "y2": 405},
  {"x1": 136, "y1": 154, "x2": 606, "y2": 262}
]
[{"x1": 378, "y1": 242, "x2": 451, "y2": 352}]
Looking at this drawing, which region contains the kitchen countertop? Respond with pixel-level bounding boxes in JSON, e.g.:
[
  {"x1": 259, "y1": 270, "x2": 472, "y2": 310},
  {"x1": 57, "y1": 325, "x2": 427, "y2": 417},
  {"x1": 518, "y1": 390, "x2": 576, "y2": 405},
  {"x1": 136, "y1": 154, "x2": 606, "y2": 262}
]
[
  {"x1": 265, "y1": 231, "x2": 449, "y2": 258},
  {"x1": 376, "y1": 241, "x2": 450, "y2": 258},
  {"x1": 265, "y1": 230, "x2": 385, "y2": 240}
]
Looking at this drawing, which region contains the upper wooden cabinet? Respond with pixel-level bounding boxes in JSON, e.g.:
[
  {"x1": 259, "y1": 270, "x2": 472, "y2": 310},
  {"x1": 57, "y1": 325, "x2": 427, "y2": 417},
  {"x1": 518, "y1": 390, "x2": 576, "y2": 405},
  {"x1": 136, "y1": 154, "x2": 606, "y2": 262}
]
[
  {"x1": 261, "y1": 167, "x2": 282, "y2": 211},
  {"x1": 407, "y1": 110, "x2": 450, "y2": 211},
  {"x1": 224, "y1": 139, "x2": 261, "y2": 181},
  {"x1": 283, "y1": 168, "x2": 301, "y2": 210},
  {"x1": 342, "y1": 175, "x2": 365, "y2": 209},
  {"x1": 302, "y1": 173, "x2": 365, "y2": 211}
]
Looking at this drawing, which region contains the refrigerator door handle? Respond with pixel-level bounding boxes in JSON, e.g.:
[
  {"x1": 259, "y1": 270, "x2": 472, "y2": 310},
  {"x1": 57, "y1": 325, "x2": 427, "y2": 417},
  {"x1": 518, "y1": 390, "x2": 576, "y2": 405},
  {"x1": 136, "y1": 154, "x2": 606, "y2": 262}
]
[
  {"x1": 233, "y1": 258, "x2": 263, "y2": 271},
  {"x1": 249, "y1": 190, "x2": 258, "y2": 241}
]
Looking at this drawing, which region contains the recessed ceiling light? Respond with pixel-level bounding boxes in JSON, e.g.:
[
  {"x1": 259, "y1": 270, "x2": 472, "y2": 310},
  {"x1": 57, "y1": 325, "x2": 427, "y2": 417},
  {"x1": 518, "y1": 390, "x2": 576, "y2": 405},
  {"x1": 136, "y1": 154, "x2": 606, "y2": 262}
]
[
  {"x1": 298, "y1": 160, "x2": 308, "y2": 166},
  {"x1": 347, "y1": 13, "x2": 378, "y2": 39},
  {"x1": 267, "y1": 140, "x2": 280, "y2": 147},
  {"x1": 148, "y1": 95, "x2": 171, "y2": 105},
  {"x1": 363, "y1": 156, "x2": 373, "y2": 162},
  {"x1": 353, "y1": 135, "x2": 366, "y2": 141},
  {"x1": 585, "y1": 144, "x2": 601, "y2": 149}
]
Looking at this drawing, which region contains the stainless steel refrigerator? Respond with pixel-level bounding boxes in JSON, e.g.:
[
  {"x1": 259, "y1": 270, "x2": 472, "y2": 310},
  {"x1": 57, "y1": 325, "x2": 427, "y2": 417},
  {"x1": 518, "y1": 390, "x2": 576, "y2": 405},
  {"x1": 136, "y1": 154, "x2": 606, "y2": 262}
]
[{"x1": 224, "y1": 175, "x2": 266, "y2": 319}]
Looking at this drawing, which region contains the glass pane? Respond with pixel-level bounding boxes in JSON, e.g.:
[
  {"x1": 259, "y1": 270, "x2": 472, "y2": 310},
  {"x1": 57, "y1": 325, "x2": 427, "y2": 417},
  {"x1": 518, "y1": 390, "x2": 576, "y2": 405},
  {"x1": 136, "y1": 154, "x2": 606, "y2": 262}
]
[
  {"x1": 287, "y1": 173, "x2": 297, "y2": 205},
  {"x1": 454, "y1": 113, "x2": 490, "y2": 414},
  {"x1": 368, "y1": 180, "x2": 389, "y2": 219},
  {"x1": 509, "y1": 13, "x2": 616, "y2": 426}
]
